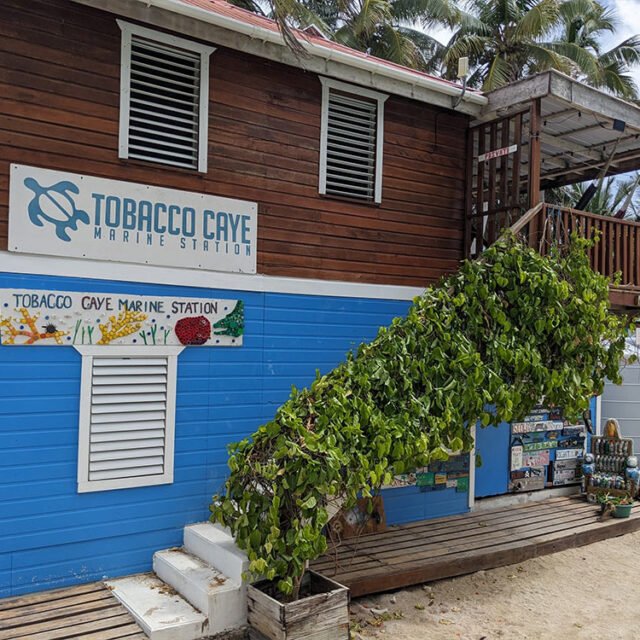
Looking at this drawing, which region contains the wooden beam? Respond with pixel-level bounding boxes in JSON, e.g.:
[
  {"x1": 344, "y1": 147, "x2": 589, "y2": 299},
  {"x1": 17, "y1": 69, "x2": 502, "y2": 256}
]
[{"x1": 540, "y1": 132, "x2": 603, "y2": 162}]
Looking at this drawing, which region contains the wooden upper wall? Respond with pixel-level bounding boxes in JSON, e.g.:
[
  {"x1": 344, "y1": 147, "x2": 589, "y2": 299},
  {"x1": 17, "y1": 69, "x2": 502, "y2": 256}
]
[{"x1": 0, "y1": 0, "x2": 469, "y2": 287}]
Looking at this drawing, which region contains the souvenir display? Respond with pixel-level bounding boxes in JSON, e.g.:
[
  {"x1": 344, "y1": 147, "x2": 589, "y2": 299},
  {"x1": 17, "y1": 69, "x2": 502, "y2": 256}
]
[
  {"x1": 509, "y1": 406, "x2": 586, "y2": 492},
  {"x1": 583, "y1": 419, "x2": 639, "y2": 499},
  {"x1": 382, "y1": 453, "x2": 470, "y2": 492}
]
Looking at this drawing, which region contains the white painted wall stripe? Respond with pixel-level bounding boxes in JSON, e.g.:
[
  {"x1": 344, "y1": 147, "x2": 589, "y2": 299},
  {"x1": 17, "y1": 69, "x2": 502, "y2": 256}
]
[{"x1": 0, "y1": 252, "x2": 425, "y2": 301}]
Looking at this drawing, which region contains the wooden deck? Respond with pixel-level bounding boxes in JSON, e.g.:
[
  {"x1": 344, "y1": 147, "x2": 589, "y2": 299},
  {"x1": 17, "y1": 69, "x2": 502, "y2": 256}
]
[
  {"x1": 0, "y1": 581, "x2": 145, "y2": 640},
  {"x1": 312, "y1": 495, "x2": 640, "y2": 597}
]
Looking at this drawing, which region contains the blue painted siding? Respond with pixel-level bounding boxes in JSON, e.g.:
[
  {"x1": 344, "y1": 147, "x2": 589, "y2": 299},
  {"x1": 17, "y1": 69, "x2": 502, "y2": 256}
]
[
  {"x1": 382, "y1": 485, "x2": 469, "y2": 524},
  {"x1": 474, "y1": 421, "x2": 511, "y2": 498},
  {"x1": 1, "y1": 273, "x2": 470, "y2": 597}
]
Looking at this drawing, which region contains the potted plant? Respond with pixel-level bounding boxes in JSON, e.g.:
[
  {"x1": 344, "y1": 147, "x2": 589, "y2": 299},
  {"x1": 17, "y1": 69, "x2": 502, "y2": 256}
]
[
  {"x1": 210, "y1": 237, "x2": 630, "y2": 640},
  {"x1": 596, "y1": 492, "x2": 634, "y2": 519}
]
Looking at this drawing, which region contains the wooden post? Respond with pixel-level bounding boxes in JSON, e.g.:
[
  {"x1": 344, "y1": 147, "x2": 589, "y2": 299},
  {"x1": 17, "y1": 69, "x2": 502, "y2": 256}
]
[
  {"x1": 464, "y1": 127, "x2": 474, "y2": 259},
  {"x1": 528, "y1": 100, "x2": 542, "y2": 248}
]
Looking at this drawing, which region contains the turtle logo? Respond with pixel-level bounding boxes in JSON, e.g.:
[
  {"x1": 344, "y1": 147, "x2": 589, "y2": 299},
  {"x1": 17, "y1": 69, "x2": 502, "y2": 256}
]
[{"x1": 24, "y1": 177, "x2": 90, "y2": 242}]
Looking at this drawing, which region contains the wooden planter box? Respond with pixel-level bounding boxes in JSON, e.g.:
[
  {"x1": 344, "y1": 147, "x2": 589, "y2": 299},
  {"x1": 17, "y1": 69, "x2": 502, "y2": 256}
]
[{"x1": 248, "y1": 570, "x2": 349, "y2": 640}]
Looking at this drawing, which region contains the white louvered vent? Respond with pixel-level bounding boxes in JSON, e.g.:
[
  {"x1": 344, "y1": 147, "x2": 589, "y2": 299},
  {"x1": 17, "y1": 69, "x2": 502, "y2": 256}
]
[
  {"x1": 118, "y1": 21, "x2": 214, "y2": 172},
  {"x1": 319, "y1": 78, "x2": 388, "y2": 203},
  {"x1": 77, "y1": 348, "x2": 180, "y2": 493},
  {"x1": 89, "y1": 356, "x2": 168, "y2": 481},
  {"x1": 128, "y1": 37, "x2": 201, "y2": 169},
  {"x1": 325, "y1": 91, "x2": 377, "y2": 200}
]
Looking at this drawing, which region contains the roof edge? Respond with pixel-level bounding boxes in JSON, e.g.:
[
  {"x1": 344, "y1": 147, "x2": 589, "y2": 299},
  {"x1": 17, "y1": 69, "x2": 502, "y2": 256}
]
[{"x1": 116, "y1": 0, "x2": 487, "y2": 111}]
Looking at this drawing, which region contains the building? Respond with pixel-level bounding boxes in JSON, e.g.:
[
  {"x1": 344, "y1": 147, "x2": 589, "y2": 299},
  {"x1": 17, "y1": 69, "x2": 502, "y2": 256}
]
[
  {"x1": 2, "y1": 0, "x2": 640, "y2": 605},
  {"x1": 0, "y1": 0, "x2": 486, "y2": 598}
]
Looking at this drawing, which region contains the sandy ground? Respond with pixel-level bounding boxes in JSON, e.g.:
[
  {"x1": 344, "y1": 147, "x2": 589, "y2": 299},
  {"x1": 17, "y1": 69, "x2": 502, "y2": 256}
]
[{"x1": 350, "y1": 530, "x2": 640, "y2": 640}]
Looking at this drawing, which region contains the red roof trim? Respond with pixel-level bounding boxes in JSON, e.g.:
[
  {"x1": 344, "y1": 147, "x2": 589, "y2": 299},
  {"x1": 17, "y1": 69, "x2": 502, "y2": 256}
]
[{"x1": 172, "y1": 0, "x2": 481, "y2": 93}]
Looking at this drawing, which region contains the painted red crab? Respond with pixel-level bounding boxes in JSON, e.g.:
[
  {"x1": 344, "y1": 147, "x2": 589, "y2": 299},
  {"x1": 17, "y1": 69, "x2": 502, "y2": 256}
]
[{"x1": 174, "y1": 316, "x2": 211, "y2": 346}]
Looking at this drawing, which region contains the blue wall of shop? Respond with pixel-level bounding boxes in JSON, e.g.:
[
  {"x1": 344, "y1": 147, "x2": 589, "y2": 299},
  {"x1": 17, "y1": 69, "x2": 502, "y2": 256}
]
[
  {"x1": 0, "y1": 272, "x2": 470, "y2": 598},
  {"x1": 474, "y1": 398, "x2": 597, "y2": 498}
]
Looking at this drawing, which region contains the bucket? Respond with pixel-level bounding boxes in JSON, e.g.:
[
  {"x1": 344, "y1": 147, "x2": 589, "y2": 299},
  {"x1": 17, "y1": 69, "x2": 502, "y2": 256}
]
[{"x1": 613, "y1": 504, "x2": 633, "y2": 519}]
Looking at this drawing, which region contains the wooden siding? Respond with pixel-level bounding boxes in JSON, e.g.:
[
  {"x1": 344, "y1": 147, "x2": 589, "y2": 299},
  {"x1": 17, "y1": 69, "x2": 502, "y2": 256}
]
[{"x1": 0, "y1": 0, "x2": 468, "y2": 287}]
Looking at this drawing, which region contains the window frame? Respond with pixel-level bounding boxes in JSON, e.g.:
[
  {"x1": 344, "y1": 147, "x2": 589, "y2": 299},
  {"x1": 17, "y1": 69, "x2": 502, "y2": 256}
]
[
  {"x1": 75, "y1": 345, "x2": 183, "y2": 493},
  {"x1": 117, "y1": 20, "x2": 215, "y2": 173},
  {"x1": 318, "y1": 77, "x2": 388, "y2": 204}
]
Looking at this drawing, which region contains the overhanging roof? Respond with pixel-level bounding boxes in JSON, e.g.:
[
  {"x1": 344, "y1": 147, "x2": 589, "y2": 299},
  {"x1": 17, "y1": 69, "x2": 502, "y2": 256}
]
[{"x1": 477, "y1": 70, "x2": 640, "y2": 189}]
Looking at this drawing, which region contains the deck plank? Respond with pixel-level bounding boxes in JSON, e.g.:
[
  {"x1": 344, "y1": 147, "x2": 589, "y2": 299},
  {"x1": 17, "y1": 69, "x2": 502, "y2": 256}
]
[
  {"x1": 0, "y1": 583, "x2": 143, "y2": 640},
  {"x1": 312, "y1": 495, "x2": 640, "y2": 597}
]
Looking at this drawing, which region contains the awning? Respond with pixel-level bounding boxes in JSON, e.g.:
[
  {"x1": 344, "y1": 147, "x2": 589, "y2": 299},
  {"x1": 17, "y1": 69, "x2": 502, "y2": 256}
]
[{"x1": 476, "y1": 70, "x2": 640, "y2": 189}]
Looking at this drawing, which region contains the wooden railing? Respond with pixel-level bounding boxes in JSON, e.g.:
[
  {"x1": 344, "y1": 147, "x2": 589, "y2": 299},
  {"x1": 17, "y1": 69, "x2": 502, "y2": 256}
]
[{"x1": 531, "y1": 204, "x2": 640, "y2": 289}]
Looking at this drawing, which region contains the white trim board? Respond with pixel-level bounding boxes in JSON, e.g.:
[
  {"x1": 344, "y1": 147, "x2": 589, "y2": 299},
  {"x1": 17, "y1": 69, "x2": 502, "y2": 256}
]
[{"x1": 0, "y1": 252, "x2": 425, "y2": 301}]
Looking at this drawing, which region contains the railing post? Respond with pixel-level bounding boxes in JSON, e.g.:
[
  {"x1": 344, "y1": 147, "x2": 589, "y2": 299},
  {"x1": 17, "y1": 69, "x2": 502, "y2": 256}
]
[{"x1": 528, "y1": 100, "x2": 542, "y2": 248}]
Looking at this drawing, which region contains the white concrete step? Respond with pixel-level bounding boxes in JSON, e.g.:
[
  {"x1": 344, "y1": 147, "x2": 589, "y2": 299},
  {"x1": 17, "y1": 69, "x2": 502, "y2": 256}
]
[
  {"x1": 105, "y1": 573, "x2": 208, "y2": 640},
  {"x1": 154, "y1": 548, "x2": 245, "y2": 636},
  {"x1": 184, "y1": 522, "x2": 249, "y2": 584}
]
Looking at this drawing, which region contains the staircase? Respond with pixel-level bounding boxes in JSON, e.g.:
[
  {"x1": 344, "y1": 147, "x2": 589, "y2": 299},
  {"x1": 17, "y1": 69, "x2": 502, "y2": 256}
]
[{"x1": 106, "y1": 522, "x2": 249, "y2": 639}]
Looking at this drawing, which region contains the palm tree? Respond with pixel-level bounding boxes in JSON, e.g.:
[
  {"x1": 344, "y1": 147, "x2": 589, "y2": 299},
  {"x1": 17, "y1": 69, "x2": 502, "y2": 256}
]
[
  {"x1": 439, "y1": 0, "x2": 639, "y2": 98},
  {"x1": 551, "y1": 0, "x2": 640, "y2": 99},
  {"x1": 440, "y1": 0, "x2": 572, "y2": 90},
  {"x1": 546, "y1": 174, "x2": 640, "y2": 220}
]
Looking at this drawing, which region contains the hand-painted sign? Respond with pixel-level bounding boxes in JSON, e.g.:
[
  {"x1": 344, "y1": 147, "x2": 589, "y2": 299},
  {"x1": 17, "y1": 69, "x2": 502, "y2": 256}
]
[
  {"x1": 0, "y1": 289, "x2": 243, "y2": 347},
  {"x1": 556, "y1": 448, "x2": 584, "y2": 460},
  {"x1": 523, "y1": 440, "x2": 558, "y2": 452},
  {"x1": 512, "y1": 420, "x2": 562, "y2": 434},
  {"x1": 523, "y1": 450, "x2": 550, "y2": 467},
  {"x1": 477, "y1": 144, "x2": 518, "y2": 163},
  {"x1": 9, "y1": 165, "x2": 257, "y2": 274},
  {"x1": 509, "y1": 466, "x2": 546, "y2": 492},
  {"x1": 511, "y1": 445, "x2": 523, "y2": 470}
]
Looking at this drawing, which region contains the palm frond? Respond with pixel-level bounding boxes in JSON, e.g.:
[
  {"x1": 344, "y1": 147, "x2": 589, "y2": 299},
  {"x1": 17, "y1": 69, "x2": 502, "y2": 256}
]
[
  {"x1": 525, "y1": 42, "x2": 572, "y2": 73},
  {"x1": 515, "y1": 0, "x2": 560, "y2": 39},
  {"x1": 484, "y1": 52, "x2": 512, "y2": 89},
  {"x1": 391, "y1": 0, "x2": 458, "y2": 27},
  {"x1": 396, "y1": 27, "x2": 448, "y2": 71},
  {"x1": 545, "y1": 40, "x2": 600, "y2": 77},
  {"x1": 600, "y1": 35, "x2": 640, "y2": 68},
  {"x1": 371, "y1": 23, "x2": 423, "y2": 66},
  {"x1": 350, "y1": 0, "x2": 393, "y2": 39},
  {"x1": 557, "y1": 0, "x2": 598, "y2": 26}
]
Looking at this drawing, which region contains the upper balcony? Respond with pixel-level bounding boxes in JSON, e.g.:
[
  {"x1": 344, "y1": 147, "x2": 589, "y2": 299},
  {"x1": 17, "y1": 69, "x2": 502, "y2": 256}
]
[{"x1": 466, "y1": 71, "x2": 640, "y2": 310}]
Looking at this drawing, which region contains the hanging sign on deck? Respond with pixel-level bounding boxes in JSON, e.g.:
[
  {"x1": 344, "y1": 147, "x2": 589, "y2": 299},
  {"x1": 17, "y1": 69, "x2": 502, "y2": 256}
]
[
  {"x1": 0, "y1": 289, "x2": 243, "y2": 347},
  {"x1": 8, "y1": 165, "x2": 257, "y2": 274},
  {"x1": 478, "y1": 144, "x2": 518, "y2": 163}
]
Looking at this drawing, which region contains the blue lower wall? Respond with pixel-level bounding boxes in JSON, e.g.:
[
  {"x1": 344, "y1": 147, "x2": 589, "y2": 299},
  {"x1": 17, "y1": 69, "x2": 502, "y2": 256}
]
[{"x1": 0, "y1": 272, "x2": 471, "y2": 597}]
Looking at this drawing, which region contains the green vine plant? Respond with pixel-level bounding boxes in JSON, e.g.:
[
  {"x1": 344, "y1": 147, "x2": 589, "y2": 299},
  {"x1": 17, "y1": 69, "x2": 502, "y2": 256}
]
[{"x1": 210, "y1": 234, "x2": 631, "y2": 600}]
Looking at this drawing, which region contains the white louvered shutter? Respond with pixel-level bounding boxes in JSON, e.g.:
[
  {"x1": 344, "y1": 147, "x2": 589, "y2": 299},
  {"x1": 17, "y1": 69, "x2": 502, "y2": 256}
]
[
  {"x1": 77, "y1": 349, "x2": 179, "y2": 492},
  {"x1": 118, "y1": 21, "x2": 214, "y2": 172},
  {"x1": 319, "y1": 79, "x2": 388, "y2": 203}
]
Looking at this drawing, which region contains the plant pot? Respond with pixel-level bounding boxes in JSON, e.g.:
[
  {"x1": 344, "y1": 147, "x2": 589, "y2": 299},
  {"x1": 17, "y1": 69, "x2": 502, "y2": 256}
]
[
  {"x1": 247, "y1": 570, "x2": 349, "y2": 640},
  {"x1": 613, "y1": 504, "x2": 633, "y2": 518}
]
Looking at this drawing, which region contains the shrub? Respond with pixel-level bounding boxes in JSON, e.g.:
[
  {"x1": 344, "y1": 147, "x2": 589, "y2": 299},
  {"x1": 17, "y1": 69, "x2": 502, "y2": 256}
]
[{"x1": 210, "y1": 234, "x2": 630, "y2": 599}]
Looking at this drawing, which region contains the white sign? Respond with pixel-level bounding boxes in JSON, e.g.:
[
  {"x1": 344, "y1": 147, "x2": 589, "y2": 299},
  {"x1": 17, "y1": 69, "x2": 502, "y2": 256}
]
[
  {"x1": 0, "y1": 289, "x2": 243, "y2": 347},
  {"x1": 478, "y1": 144, "x2": 518, "y2": 163},
  {"x1": 511, "y1": 445, "x2": 523, "y2": 471},
  {"x1": 8, "y1": 165, "x2": 257, "y2": 274},
  {"x1": 555, "y1": 448, "x2": 584, "y2": 460}
]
